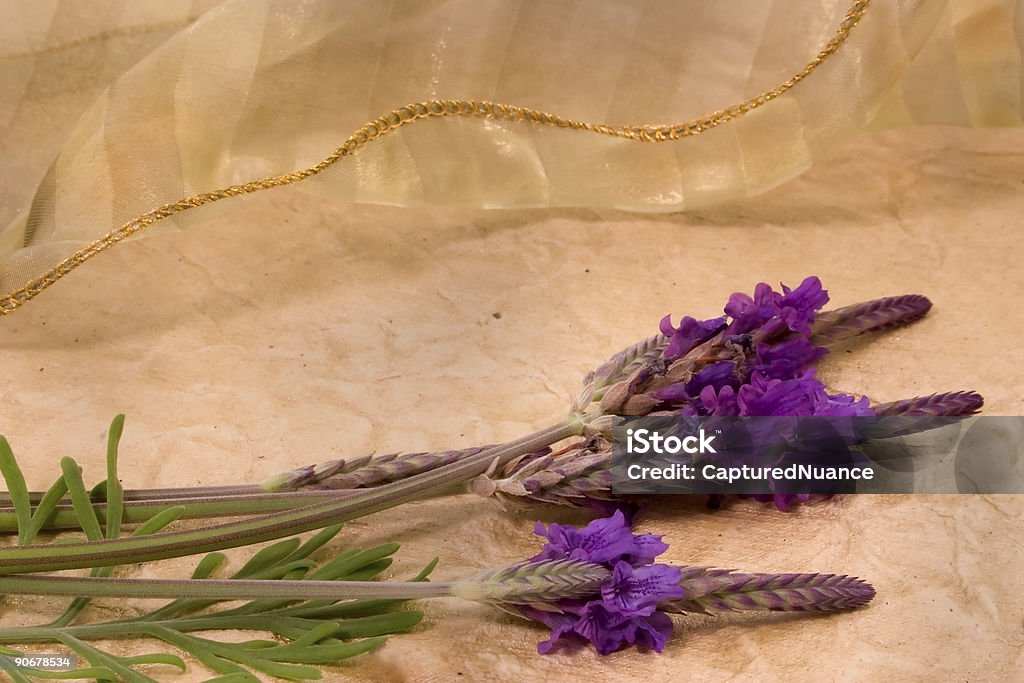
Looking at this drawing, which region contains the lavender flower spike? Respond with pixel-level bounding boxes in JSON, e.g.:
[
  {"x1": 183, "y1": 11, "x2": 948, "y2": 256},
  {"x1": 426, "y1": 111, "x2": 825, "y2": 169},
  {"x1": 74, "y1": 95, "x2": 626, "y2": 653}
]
[
  {"x1": 663, "y1": 567, "x2": 876, "y2": 614},
  {"x1": 873, "y1": 391, "x2": 984, "y2": 417},
  {"x1": 811, "y1": 294, "x2": 932, "y2": 344},
  {"x1": 253, "y1": 278, "x2": 979, "y2": 520},
  {"x1": 262, "y1": 445, "x2": 494, "y2": 491},
  {"x1": 501, "y1": 512, "x2": 874, "y2": 656},
  {"x1": 453, "y1": 559, "x2": 611, "y2": 604}
]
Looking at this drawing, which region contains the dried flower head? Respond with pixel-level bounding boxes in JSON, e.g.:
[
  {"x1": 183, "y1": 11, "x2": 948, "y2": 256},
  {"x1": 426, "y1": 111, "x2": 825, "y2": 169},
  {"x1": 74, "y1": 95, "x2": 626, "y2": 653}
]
[
  {"x1": 522, "y1": 510, "x2": 683, "y2": 654},
  {"x1": 501, "y1": 511, "x2": 874, "y2": 655}
]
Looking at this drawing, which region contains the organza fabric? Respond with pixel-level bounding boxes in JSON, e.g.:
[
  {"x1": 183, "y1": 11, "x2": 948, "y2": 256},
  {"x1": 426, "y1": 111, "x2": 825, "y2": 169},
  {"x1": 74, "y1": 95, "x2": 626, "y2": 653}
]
[{"x1": 1, "y1": 0, "x2": 1023, "y2": 311}]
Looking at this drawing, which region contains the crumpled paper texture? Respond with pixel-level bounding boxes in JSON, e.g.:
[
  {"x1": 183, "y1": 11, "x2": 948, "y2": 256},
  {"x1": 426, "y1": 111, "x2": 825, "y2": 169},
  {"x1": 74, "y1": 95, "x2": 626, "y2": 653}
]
[{"x1": 1, "y1": 124, "x2": 1022, "y2": 680}]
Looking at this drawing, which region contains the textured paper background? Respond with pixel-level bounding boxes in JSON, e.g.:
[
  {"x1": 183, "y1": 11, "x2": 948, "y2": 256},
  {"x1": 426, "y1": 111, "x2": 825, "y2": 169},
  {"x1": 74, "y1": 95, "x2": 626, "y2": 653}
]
[{"x1": 1, "y1": 125, "x2": 1023, "y2": 681}]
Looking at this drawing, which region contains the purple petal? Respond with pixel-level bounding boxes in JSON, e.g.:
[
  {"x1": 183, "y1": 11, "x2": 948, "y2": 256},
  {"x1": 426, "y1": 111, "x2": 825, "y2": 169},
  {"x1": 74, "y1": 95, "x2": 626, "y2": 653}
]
[
  {"x1": 699, "y1": 384, "x2": 739, "y2": 416},
  {"x1": 661, "y1": 315, "x2": 726, "y2": 362},
  {"x1": 777, "y1": 276, "x2": 830, "y2": 333},
  {"x1": 724, "y1": 289, "x2": 775, "y2": 335},
  {"x1": 812, "y1": 391, "x2": 874, "y2": 417},
  {"x1": 532, "y1": 510, "x2": 637, "y2": 564},
  {"x1": 655, "y1": 361, "x2": 738, "y2": 406},
  {"x1": 623, "y1": 533, "x2": 671, "y2": 566},
  {"x1": 623, "y1": 611, "x2": 675, "y2": 652},
  {"x1": 737, "y1": 373, "x2": 818, "y2": 416},
  {"x1": 653, "y1": 382, "x2": 690, "y2": 404},
  {"x1": 536, "y1": 613, "x2": 578, "y2": 654},
  {"x1": 752, "y1": 338, "x2": 827, "y2": 381},
  {"x1": 602, "y1": 562, "x2": 684, "y2": 617},
  {"x1": 686, "y1": 361, "x2": 738, "y2": 396},
  {"x1": 574, "y1": 602, "x2": 631, "y2": 655},
  {"x1": 519, "y1": 604, "x2": 583, "y2": 655}
]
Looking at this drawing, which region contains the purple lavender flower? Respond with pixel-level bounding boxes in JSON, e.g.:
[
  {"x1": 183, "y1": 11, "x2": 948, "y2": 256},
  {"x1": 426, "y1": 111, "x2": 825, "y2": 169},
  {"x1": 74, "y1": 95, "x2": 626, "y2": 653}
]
[
  {"x1": 723, "y1": 281, "x2": 780, "y2": 335},
  {"x1": 602, "y1": 561, "x2": 683, "y2": 617},
  {"x1": 517, "y1": 511, "x2": 874, "y2": 655},
  {"x1": 641, "y1": 277, "x2": 871, "y2": 420},
  {"x1": 660, "y1": 315, "x2": 726, "y2": 362},
  {"x1": 573, "y1": 602, "x2": 675, "y2": 655},
  {"x1": 527, "y1": 510, "x2": 683, "y2": 654},
  {"x1": 532, "y1": 510, "x2": 641, "y2": 565},
  {"x1": 654, "y1": 360, "x2": 737, "y2": 404},
  {"x1": 528, "y1": 605, "x2": 581, "y2": 655},
  {"x1": 752, "y1": 337, "x2": 827, "y2": 381},
  {"x1": 776, "y1": 276, "x2": 830, "y2": 334},
  {"x1": 716, "y1": 276, "x2": 826, "y2": 339},
  {"x1": 474, "y1": 277, "x2": 980, "y2": 515},
  {"x1": 698, "y1": 384, "x2": 739, "y2": 416},
  {"x1": 735, "y1": 371, "x2": 874, "y2": 418},
  {"x1": 622, "y1": 532, "x2": 672, "y2": 566},
  {"x1": 572, "y1": 602, "x2": 633, "y2": 654},
  {"x1": 684, "y1": 370, "x2": 873, "y2": 419}
]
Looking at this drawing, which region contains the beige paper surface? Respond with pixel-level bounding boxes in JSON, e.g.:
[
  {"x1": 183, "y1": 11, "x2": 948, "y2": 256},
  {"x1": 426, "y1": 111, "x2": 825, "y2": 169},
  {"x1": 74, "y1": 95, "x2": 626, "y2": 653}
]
[{"x1": 1, "y1": 123, "x2": 1022, "y2": 680}]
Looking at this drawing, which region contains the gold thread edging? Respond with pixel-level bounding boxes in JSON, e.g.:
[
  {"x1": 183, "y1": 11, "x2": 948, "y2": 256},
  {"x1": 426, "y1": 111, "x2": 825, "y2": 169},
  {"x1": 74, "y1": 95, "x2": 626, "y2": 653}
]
[
  {"x1": 0, "y1": 0, "x2": 869, "y2": 316},
  {"x1": 0, "y1": 17, "x2": 201, "y2": 61}
]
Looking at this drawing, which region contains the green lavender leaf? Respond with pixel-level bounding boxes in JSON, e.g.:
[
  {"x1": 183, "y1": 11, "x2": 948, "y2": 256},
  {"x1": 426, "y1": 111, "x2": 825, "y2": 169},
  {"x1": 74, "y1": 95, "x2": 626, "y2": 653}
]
[
  {"x1": 102, "y1": 415, "x2": 126, "y2": 540},
  {"x1": 24, "y1": 475, "x2": 69, "y2": 544},
  {"x1": 0, "y1": 422, "x2": 431, "y2": 681},
  {"x1": 57, "y1": 458, "x2": 103, "y2": 542},
  {"x1": 49, "y1": 418, "x2": 129, "y2": 628},
  {"x1": 0, "y1": 436, "x2": 32, "y2": 545}
]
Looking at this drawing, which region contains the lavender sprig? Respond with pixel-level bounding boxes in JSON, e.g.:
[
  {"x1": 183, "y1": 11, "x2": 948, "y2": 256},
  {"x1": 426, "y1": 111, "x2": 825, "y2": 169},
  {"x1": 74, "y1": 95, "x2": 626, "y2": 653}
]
[
  {"x1": 3, "y1": 277, "x2": 981, "y2": 534},
  {"x1": 811, "y1": 294, "x2": 933, "y2": 344},
  {"x1": 873, "y1": 391, "x2": 984, "y2": 417},
  {"x1": 582, "y1": 333, "x2": 668, "y2": 401},
  {"x1": 0, "y1": 433, "x2": 876, "y2": 664},
  {"x1": 0, "y1": 277, "x2": 983, "y2": 571},
  {"x1": 471, "y1": 444, "x2": 615, "y2": 507},
  {"x1": 453, "y1": 559, "x2": 612, "y2": 603},
  {"x1": 263, "y1": 446, "x2": 494, "y2": 492},
  {"x1": 509, "y1": 511, "x2": 874, "y2": 655},
  {"x1": 664, "y1": 568, "x2": 876, "y2": 614}
]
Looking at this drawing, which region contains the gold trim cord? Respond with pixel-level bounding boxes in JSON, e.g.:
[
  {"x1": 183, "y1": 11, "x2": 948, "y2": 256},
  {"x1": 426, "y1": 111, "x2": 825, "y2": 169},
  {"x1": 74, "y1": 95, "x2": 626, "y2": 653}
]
[{"x1": 0, "y1": 0, "x2": 870, "y2": 317}]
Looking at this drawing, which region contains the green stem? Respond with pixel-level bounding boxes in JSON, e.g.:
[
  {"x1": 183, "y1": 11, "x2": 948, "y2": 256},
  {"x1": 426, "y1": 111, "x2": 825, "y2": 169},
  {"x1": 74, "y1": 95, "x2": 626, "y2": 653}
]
[
  {"x1": 0, "y1": 574, "x2": 455, "y2": 602},
  {"x1": 0, "y1": 419, "x2": 581, "y2": 574},
  {"x1": 0, "y1": 489, "x2": 365, "y2": 532},
  {"x1": 0, "y1": 484, "x2": 278, "y2": 507}
]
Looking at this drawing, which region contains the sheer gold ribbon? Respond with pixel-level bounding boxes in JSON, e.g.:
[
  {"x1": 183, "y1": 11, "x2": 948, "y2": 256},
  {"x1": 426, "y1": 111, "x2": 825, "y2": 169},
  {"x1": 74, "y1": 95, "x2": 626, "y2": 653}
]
[
  {"x1": 2, "y1": 0, "x2": 1020, "y2": 316},
  {"x1": 0, "y1": 0, "x2": 870, "y2": 315}
]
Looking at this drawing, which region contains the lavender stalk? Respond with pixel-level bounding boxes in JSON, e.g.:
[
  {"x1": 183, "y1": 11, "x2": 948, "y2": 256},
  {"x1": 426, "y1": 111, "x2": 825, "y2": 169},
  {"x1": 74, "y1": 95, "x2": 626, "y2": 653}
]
[
  {"x1": 664, "y1": 568, "x2": 876, "y2": 613},
  {"x1": 874, "y1": 391, "x2": 984, "y2": 417},
  {"x1": 0, "y1": 561, "x2": 870, "y2": 613},
  {"x1": 0, "y1": 277, "x2": 984, "y2": 567},
  {"x1": 262, "y1": 446, "x2": 494, "y2": 492},
  {"x1": 0, "y1": 513, "x2": 874, "y2": 660},
  {"x1": 810, "y1": 294, "x2": 933, "y2": 344},
  {"x1": 0, "y1": 420, "x2": 584, "y2": 574},
  {"x1": 471, "y1": 444, "x2": 615, "y2": 507},
  {"x1": 506, "y1": 511, "x2": 874, "y2": 655}
]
